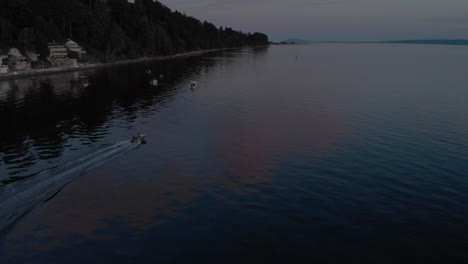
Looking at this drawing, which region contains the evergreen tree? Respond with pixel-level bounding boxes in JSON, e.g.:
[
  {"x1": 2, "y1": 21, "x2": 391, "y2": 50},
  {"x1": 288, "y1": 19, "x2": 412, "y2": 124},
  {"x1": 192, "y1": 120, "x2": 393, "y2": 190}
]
[{"x1": 0, "y1": 0, "x2": 269, "y2": 61}]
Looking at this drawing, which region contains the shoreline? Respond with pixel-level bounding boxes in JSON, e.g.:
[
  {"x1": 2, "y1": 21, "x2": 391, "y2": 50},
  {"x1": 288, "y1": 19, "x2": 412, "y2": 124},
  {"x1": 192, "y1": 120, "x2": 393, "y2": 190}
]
[{"x1": 0, "y1": 48, "x2": 236, "y2": 81}]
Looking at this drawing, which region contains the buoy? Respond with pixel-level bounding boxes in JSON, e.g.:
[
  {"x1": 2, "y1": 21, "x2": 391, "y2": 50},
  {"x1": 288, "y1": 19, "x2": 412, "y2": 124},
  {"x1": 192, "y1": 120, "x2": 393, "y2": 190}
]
[{"x1": 190, "y1": 81, "x2": 198, "y2": 88}]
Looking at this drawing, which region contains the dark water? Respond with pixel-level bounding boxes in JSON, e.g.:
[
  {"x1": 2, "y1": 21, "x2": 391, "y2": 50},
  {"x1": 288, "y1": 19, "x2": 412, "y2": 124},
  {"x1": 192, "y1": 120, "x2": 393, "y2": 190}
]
[{"x1": 0, "y1": 44, "x2": 467, "y2": 263}]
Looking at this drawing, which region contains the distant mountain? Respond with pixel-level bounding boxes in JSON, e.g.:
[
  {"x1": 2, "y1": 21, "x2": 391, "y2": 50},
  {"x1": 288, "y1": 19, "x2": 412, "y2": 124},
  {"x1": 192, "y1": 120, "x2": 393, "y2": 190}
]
[
  {"x1": 277, "y1": 39, "x2": 468, "y2": 46},
  {"x1": 379, "y1": 39, "x2": 468, "y2": 46},
  {"x1": 281, "y1": 39, "x2": 312, "y2": 44}
]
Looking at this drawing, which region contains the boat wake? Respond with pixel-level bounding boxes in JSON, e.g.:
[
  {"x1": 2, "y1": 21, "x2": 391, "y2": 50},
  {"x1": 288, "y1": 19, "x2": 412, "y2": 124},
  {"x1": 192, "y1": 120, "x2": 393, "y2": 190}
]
[{"x1": 0, "y1": 139, "x2": 141, "y2": 233}]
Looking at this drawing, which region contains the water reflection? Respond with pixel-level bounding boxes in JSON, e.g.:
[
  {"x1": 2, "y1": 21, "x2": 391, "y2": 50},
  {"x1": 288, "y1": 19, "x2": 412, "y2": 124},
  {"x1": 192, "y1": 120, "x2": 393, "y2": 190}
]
[
  {"x1": 0, "y1": 54, "x2": 222, "y2": 184},
  {"x1": 0, "y1": 48, "x2": 273, "y2": 254},
  {"x1": 1, "y1": 45, "x2": 467, "y2": 264},
  {"x1": 214, "y1": 106, "x2": 343, "y2": 187},
  {"x1": 4, "y1": 160, "x2": 203, "y2": 254}
]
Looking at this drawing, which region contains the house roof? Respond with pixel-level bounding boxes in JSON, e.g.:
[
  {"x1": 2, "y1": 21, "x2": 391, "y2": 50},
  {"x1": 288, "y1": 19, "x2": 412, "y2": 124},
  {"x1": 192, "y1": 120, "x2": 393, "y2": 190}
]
[
  {"x1": 65, "y1": 39, "x2": 78, "y2": 46},
  {"x1": 8, "y1": 48, "x2": 24, "y2": 57}
]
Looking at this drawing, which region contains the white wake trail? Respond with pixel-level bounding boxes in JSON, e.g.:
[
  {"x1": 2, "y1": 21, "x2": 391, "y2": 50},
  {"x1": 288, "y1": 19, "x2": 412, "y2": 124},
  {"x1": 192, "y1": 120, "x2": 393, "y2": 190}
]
[{"x1": 0, "y1": 140, "x2": 140, "y2": 232}]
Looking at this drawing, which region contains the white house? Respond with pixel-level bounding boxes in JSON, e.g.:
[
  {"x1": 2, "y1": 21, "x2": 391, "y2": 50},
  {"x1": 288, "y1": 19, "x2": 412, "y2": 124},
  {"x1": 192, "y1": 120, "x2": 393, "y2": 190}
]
[
  {"x1": 48, "y1": 41, "x2": 67, "y2": 58},
  {"x1": 64, "y1": 39, "x2": 86, "y2": 57},
  {"x1": 7, "y1": 48, "x2": 31, "y2": 71},
  {"x1": 48, "y1": 41, "x2": 72, "y2": 66}
]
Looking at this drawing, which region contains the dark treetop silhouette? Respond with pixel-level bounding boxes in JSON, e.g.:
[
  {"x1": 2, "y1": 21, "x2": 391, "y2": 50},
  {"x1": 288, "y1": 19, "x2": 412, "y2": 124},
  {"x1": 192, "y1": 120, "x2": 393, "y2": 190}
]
[{"x1": 0, "y1": 0, "x2": 269, "y2": 62}]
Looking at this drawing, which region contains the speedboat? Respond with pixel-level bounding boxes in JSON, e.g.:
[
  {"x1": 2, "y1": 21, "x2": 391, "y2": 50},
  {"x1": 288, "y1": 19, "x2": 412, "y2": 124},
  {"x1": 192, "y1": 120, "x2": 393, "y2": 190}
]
[{"x1": 131, "y1": 134, "x2": 146, "y2": 144}]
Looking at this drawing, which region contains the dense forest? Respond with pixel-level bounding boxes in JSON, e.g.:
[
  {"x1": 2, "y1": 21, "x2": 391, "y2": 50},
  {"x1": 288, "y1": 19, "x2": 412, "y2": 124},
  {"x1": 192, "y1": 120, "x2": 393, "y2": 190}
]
[{"x1": 0, "y1": 0, "x2": 269, "y2": 62}]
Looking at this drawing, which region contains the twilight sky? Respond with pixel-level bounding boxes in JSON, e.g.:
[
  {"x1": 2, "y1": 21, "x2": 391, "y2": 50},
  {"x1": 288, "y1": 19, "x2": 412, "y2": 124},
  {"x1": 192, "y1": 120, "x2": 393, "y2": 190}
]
[{"x1": 155, "y1": 0, "x2": 468, "y2": 42}]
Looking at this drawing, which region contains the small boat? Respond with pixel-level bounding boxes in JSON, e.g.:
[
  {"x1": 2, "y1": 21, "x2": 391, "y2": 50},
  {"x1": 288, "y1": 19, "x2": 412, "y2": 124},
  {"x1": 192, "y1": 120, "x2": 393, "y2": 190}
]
[
  {"x1": 150, "y1": 79, "x2": 158, "y2": 86},
  {"x1": 190, "y1": 81, "x2": 198, "y2": 88},
  {"x1": 159, "y1": 74, "x2": 164, "y2": 78},
  {"x1": 145, "y1": 70, "x2": 152, "y2": 75},
  {"x1": 131, "y1": 134, "x2": 146, "y2": 144}
]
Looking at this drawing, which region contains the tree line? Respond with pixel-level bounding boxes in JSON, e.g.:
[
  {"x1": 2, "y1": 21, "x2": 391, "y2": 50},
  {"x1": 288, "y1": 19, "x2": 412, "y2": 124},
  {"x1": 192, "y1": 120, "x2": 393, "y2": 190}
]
[{"x1": 0, "y1": 0, "x2": 269, "y2": 62}]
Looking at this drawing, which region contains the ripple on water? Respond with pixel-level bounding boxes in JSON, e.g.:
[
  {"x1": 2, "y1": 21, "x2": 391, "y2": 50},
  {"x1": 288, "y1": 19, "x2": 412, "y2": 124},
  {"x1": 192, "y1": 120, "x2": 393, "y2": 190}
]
[{"x1": 0, "y1": 45, "x2": 468, "y2": 263}]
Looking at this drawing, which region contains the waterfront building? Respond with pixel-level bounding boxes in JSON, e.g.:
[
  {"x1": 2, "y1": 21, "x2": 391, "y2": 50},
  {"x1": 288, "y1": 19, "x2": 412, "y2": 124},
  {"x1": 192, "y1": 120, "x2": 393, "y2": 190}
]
[
  {"x1": 64, "y1": 39, "x2": 86, "y2": 57},
  {"x1": 48, "y1": 41, "x2": 73, "y2": 66},
  {"x1": 7, "y1": 48, "x2": 31, "y2": 71},
  {"x1": 48, "y1": 41, "x2": 67, "y2": 58}
]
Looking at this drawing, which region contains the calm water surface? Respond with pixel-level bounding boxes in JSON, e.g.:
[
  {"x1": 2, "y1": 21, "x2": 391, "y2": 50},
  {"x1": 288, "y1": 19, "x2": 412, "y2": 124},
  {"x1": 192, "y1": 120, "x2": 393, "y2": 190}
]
[{"x1": 0, "y1": 44, "x2": 467, "y2": 263}]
